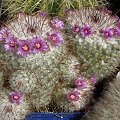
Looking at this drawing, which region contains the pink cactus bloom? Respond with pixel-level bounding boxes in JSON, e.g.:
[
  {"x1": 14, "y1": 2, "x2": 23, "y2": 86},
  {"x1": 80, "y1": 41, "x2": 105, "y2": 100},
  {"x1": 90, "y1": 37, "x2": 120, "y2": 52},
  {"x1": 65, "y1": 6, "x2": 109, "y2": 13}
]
[
  {"x1": 0, "y1": 28, "x2": 10, "y2": 41},
  {"x1": 4, "y1": 36, "x2": 18, "y2": 51},
  {"x1": 74, "y1": 77, "x2": 87, "y2": 89},
  {"x1": 80, "y1": 25, "x2": 92, "y2": 37},
  {"x1": 18, "y1": 12, "x2": 24, "y2": 19},
  {"x1": 114, "y1": 15, "x2": 119, "y2": 21},
  {"x1": 90, "y1": 75, "x2": 97, "y2": 84},
  {"x1": 17, "y1": 40, "x2": 32, "y2": 57},
  {"x1": 101, "y1": 28, "x2": 113, "y2": 39},
  {"x1": 32, "y1": 37, "x2": 49, "y2": 53},
  {"x1": 47, "y1": 32, "x2": 64, "y2": 46},
  {"x1": 67, "y1": 91, "x2": 80, "y2": 102},
  {"x1": 9, "y1": 92, "x2": 23, "y2": 104},
  {"x1": 39, "y1": 11, "x2": 47, "y2": 17},
  {"x1": 51, "y1": 18, "x2": 64, "y2": 30},
  {"x1": 72, "y1": 25, "x2": 81, "y2": 34},
  {"x1": 112, "y1": 27, "x2": 120, "y2": 37},
  {"x1": 65, "y1": 9, "x2": 72, "y2": 16}
]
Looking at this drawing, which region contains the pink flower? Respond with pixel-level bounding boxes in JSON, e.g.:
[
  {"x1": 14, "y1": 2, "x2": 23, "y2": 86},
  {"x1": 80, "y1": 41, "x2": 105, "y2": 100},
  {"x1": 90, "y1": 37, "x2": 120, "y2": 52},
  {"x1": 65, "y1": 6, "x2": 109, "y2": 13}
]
[
  {"x1": 51, "y1": 18, "x2": 64, "y2": 30},
  {"x1": 17, "y1": 40, "x2": 32, "y2": 57},
  {"x1": 90, "y1": 75, "x2": 97, "y2": 84},
  {"x1": 4, "y1": 36, "x2": 18, "y2": 51},
  {"x1": 74, "y1": 77, "x2": 87, "y2": 89},
  {"x1": 0, "y1": 28, "x2": 10, "y2": 41},
  {"x1": 18, "y1": 12, "x2": 24, "y2": 19},
  {"x1": 32, "y1": 37, "x2": 49, "y2": 53},
  {"x1": 112, "y1": 27, "x2": 120, "y2": 37},
  {"x1": 47, "y1": 32, "x2": 64, "y2": 46},
  {"x1": 67, "y1": 91, "x2": 79, "y2": 102},
  {"x1": 9, "y1": 92, "x2": 23, "y2": 104},
  {"x1": 80, "y1": 25, "x2": 92, "y2": 37},
  {"x1": 101, "y1": 28, "x2": 113, "y2": 39},
  {"x1": 114, "y1": 15, "x2": 119, "y2": 21},
  {"x1": 39, "y1": 11, "x2": 47, "y2": 17},
  {"x1": 65, "y1": 9, "x2": 72, "y2": 16},
  {"x1": 72, "y1": 25, "x2": 81, "y2": 34}
]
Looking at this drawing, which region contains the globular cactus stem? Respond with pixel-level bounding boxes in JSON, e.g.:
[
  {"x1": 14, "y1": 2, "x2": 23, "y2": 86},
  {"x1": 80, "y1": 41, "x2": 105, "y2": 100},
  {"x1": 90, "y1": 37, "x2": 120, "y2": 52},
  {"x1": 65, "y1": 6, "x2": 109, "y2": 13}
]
[
  {"x1": 65, "y1": 7, "x2": 120, "y2": 80},
  {"x1": 0, "y1": 90, "x2": 30, "y2": 120}
]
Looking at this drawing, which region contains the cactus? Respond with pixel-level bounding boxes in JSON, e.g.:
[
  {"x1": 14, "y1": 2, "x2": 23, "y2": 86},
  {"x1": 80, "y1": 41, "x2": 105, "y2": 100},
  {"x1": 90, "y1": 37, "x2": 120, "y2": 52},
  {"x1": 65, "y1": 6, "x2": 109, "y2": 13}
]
[
  {"x1": 59, "y1": 55, "x2": 81, "y2": 82},
  {"x1": 65, "y1": 7, "x2": 120, "y2": 80},
  {"x1": 0, "y1": 9, "x2": 96, "y2": 114},
  {"x1": 9, "y1": 70, "x2": 37, "y2": 93},
  {"x1": 0, "y1": 90, "x2": 29, "y2": 120},
  {"x1": 0, "y1": 12, "x2": 66, "y2": 69},
  {"x1": 54, "y1": 75, "x2": 95, "y2": 112},
  {"x1": 29, "y1": 67, "x2": 61, "y2": 111},
  {"x1": 0, "y1": 61, "x2": 6, "y2": 89},
  {"x1": 0, "y1": 71, "x2": 3, "y2": 88}
]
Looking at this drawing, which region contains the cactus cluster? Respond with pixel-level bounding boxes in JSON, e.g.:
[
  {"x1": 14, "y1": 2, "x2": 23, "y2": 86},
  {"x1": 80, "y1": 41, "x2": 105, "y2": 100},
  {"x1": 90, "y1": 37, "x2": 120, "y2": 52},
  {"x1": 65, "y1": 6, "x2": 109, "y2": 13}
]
[
  {"x1": 0, "y1": 10, "x2": 96, "y2": 119},
  {"x1": 65, "y1": 7, "x2": 120, "y2": 79},
  {"x1": 0, "y1": 0, "x2": 120, "y2": 120}
]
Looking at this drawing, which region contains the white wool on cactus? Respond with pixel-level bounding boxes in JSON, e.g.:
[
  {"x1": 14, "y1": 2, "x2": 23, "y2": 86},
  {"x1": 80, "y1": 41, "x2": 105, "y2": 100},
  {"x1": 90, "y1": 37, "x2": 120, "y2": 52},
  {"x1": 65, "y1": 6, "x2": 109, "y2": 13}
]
[
  {"x1": 0, "y1": 72, "x2": 4, "y2": 88},
  {"x1": 9, "y1": 70, "x2": 37, "y2": 93},
  {"x1": 59, "y1": 55, "x2": 81, "y2": 82},
  {"x1": 29, "y1": 70, "x2": 60, "y2": 110}
]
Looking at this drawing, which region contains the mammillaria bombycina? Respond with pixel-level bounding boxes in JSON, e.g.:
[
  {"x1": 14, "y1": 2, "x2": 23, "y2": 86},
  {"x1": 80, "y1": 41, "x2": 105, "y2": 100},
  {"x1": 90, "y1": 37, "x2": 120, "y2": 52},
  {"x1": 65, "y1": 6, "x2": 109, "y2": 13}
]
[
  {"x1": 0, "y1": 90, "x2": 29, "y2": 120},
  {"x1": 0, "y1": 12, "x2": 66, "y2": 69},
  {"x1": 0, "y1": 10, "x2": 96, "y2": 114},
  {"x1": 54, "y1": 76, "x2": 95, "y2": 112},
  {"x1": 1, "y1": 6, "x2": 118, "y2": 118},
  {"x1": 66, "y1": 7, "x2": 120, "y2": 79},
  {"x1": 0, "y1": 12, "x2": 68, "y2": 112}
]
